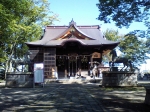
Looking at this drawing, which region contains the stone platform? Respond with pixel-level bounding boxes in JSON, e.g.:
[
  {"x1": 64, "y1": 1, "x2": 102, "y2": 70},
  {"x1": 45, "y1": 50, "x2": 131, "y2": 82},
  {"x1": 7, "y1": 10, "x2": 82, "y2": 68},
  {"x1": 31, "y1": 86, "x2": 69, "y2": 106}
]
[
  {"x1": 145, "y1": 86, "x2": 150, "y2": 105},
  {"x1": 5, "y1": 72, "x2": 33, "y2": 87},
  {"x1": 102, "y1": 71, "x2": 137, "y2": 86}
]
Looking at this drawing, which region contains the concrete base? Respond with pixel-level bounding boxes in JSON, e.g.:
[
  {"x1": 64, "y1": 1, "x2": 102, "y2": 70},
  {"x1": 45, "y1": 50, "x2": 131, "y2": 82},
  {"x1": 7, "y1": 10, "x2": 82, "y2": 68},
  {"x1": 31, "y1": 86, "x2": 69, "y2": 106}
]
[
  {"x1": 102, "y1": 71, "x2": 137, "y2": 86},
  {"x1": 6, "y1": 72, "x2": 33, "y2": 87},
  {"x1": 145, "y1": 87, "x2": 150, "y2": 105}
]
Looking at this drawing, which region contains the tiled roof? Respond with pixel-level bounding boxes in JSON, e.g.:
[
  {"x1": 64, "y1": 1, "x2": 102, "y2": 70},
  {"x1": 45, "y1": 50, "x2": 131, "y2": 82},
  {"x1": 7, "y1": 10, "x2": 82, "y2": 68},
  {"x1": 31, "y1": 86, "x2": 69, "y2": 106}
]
[{"x1": 25, "y1": 21, "x2": 119, "y2": 47}]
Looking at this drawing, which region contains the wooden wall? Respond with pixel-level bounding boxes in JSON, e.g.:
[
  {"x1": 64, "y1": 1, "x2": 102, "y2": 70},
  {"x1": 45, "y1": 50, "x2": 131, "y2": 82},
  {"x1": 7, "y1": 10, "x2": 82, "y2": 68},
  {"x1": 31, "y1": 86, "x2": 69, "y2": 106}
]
[{"x1": 44, "y1": 48, "x2": 56, "y2": 79}]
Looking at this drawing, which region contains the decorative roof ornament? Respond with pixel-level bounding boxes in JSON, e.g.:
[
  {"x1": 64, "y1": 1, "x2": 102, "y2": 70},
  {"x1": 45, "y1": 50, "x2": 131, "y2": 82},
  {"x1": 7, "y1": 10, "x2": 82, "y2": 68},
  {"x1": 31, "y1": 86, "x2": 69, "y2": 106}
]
[{"x1": 69, "y1": 18, "x2": 76, "y2": 26}]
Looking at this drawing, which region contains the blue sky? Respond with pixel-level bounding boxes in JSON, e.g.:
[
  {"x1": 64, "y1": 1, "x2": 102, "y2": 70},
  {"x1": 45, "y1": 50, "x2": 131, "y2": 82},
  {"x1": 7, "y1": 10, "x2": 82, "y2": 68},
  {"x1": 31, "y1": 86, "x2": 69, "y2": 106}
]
[{"x1": 49, "y1": 0, "x2": 147, "y2": 35}]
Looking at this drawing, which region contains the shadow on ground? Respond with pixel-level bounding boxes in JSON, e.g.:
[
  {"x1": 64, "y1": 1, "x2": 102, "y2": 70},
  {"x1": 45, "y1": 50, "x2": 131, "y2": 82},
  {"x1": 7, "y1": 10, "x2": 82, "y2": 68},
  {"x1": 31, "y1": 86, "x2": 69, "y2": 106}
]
[
  {"x1": 86, "y1": 85, "x2": 150, "y2": 112},
  {"x1": 0, "y1": 82, "x2": 150, "y2": 112}
]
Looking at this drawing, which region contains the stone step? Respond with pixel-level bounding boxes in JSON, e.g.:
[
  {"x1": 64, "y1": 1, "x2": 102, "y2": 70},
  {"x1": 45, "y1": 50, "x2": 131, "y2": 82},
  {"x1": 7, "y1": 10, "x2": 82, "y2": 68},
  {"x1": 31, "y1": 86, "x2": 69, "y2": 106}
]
[{"x1": 45, "y1": 78, "x2": 102, "y2": 84}]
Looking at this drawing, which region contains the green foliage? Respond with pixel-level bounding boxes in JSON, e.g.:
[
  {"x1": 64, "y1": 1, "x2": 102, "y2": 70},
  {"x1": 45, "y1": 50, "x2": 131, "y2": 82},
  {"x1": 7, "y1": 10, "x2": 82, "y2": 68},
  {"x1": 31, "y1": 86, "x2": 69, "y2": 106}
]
[
  {"x1": 103, "y1": 29, "x2": 149, "y2": 67},
  {"x1": 0, "y1": 0, "x2": 58, "y2": 72},
  {"x1": 103, "y1": 29, "x2": 123, "y2": 62},
  {"x1": 97, "y1": 0, "x2": 150, "y2": 40},
  {"x1": 119, "y1": 34, "x2": 149, "y2": 66},
  {"x1": 97, "y1": 0, "x2": 150, "y2": 28},
  {"x1": 100, "y1": 87, "x2": 145, "y2": 91},
  {"x1": 146, "y1": 38, "x2": 150, "y2": 52},
  {"x1": 104, "y1": 29, "x2": 121, "y2": 41}
]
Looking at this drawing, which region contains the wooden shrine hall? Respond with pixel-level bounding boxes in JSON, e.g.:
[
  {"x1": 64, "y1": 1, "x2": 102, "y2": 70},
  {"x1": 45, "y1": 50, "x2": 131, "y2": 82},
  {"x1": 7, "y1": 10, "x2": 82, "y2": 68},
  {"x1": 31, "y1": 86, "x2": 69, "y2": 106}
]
[{"x1": 25, "y1": 20, "x2": 119, "y2": 79}]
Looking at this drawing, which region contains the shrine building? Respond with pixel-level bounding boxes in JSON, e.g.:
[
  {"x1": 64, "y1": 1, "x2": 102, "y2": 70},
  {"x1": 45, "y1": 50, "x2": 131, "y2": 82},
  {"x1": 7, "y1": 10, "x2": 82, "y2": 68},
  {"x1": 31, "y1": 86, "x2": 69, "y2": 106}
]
[{"x1": 25, "y1": 20, "x2": 119, "y2": 79}]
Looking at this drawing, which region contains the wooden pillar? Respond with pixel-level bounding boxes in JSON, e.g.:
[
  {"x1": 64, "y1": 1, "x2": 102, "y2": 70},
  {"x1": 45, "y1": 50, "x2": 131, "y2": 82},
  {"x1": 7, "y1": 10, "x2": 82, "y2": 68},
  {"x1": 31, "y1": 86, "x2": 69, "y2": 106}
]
[
  {"x1": 64, "y1": 56, "x2": 68, "y2": 78},
  {"x1": 100, "y1": 52, "x2": 103, "y2": 64},
  {"x1": 78, "y1": 56, "x2": 81, "y2": 70},
  {"x1": 90, "y1": 55, "x2": 93, "y2": 66}
]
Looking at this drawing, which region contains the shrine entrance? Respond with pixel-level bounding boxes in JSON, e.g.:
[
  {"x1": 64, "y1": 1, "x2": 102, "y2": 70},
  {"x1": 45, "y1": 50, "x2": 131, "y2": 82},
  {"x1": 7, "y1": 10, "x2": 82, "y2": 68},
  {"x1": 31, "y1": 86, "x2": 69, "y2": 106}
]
[
  {"x1": 68, "y1": 53, "x2": 78, "y2": 77},
  {"x1": 56, "y1": 53, "x2": 91, "y2": 78},
  {"x1": 56, "y1": 54, "x2": 79, "y2": 78}
]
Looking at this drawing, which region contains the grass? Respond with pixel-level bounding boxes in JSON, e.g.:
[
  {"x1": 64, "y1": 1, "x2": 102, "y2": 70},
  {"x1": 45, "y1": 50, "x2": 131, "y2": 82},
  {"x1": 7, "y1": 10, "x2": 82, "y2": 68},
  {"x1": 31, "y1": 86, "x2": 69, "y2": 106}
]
[
  {"x1": 100, "y1": 86, "x2": 146, "y2": 91},
  {"x1": 0, "y1": 79, "x2": 5, "y2": 83}
]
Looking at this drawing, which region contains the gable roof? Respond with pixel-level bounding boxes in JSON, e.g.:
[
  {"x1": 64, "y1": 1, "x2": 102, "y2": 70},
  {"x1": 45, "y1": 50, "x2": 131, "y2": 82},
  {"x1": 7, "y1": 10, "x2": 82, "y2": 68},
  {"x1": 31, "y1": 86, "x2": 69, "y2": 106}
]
[{"x1": 25, "y1": 20, "x2": 119, "y2": 47}]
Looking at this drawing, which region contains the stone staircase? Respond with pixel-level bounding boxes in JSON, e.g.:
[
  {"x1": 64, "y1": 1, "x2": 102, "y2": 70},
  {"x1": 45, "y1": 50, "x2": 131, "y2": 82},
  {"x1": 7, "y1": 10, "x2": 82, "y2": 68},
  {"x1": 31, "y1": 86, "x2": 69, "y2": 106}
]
[
  {"x1": 44, "y1": 70, "x2": 102, "y2": 84},
  {"x1": 45, "y1": 78, "x2": 102, "y2": 84}
]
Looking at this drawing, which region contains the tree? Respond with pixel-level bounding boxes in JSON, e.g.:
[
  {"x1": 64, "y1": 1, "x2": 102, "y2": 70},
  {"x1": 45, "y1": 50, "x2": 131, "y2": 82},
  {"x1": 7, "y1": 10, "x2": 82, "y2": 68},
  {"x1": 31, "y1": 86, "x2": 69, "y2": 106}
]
[
  {"x1": 97, "y1": 0, "x2": 150, "y2": 28},
  {"x1": 0, "y1": 0, "x2": 58, "y2": 75},
  {"x1": 119, "y1": 34, "x2": 149, "y2": 66},
  {"x1": 97, "y1": 1, "x2": 150, "y2": 68},
  {"x1": 97, "y1": 0, "x2": 150, "y2": 38},
  {"x1": 102, "y1": 29, "x2": 123, "y2": 62},
  {"x1": 103, "y1": 29, "x2": 149, "y2": 68}
]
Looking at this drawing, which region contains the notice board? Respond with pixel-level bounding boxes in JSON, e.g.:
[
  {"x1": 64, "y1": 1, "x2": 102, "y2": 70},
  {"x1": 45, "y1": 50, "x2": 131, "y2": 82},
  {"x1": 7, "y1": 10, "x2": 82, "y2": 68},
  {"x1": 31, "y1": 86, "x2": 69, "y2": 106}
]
[{"x1": 34, "y1": 63, "x2": 44, "y2": 83}]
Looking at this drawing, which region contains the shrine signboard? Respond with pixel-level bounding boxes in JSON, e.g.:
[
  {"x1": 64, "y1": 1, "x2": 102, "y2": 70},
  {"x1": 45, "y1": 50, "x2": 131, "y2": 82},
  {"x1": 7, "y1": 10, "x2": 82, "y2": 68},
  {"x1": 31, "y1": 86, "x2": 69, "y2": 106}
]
[{"x1": 92, "y1": 52, "x2": 101, "y2": 58}]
